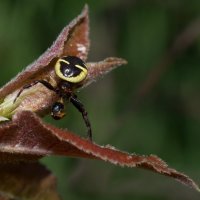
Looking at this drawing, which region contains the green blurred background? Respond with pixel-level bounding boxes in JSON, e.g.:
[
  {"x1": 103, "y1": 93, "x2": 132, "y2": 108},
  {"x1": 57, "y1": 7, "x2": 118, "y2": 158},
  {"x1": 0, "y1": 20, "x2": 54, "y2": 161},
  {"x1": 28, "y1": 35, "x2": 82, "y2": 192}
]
[{"x1": 0, "y1": 0, "x2": 200, "y2": 199}]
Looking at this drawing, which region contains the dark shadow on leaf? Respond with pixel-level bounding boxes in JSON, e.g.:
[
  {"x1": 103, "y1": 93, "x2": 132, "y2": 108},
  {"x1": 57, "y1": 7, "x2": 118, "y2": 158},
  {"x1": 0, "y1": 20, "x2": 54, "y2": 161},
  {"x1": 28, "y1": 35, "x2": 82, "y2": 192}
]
[{"x1": 0, "y1": 162, "x2": 60, "y2": 200}]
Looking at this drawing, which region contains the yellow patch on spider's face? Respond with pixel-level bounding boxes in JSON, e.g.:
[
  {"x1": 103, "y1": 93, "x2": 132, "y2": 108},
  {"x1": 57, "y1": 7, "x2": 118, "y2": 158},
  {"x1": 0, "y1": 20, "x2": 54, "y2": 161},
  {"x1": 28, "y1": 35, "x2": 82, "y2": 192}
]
[{"x1": 55, "y1": 56, "x2": 88, "y2": 83}]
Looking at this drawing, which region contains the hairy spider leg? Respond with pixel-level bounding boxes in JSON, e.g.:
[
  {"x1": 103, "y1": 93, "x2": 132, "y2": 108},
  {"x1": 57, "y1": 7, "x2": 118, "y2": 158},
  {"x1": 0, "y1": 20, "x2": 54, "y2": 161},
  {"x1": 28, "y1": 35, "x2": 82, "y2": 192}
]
[
  {"x1": 14, "y1": 80, "x2": 57, "y2": 103},
  {"x1": 70, "y1": 95, "x2": 92, "y2": 141}
]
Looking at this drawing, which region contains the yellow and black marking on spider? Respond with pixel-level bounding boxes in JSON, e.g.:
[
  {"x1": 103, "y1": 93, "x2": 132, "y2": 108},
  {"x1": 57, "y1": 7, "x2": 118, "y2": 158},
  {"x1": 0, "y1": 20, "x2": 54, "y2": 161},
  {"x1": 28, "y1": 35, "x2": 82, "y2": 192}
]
[{"x1": 14, "y1": 56, "x2": 92, "y2": 140}]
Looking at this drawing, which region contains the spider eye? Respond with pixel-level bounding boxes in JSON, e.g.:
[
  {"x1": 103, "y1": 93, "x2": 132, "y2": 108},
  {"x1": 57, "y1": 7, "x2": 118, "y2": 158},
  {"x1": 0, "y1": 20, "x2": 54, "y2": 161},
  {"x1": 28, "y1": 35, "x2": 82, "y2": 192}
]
[{"x1": 55, "y1": 56, "x2": 88, "y2": 83}]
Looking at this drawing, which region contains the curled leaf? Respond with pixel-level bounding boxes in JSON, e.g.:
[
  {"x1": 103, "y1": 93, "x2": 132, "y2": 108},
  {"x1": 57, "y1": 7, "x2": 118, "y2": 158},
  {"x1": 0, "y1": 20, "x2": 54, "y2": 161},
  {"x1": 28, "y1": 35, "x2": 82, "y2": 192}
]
[
  {"x1": 0, "y1": 4, "x2": 198, "y2": 194},
  {"x1": 0, "y1": 5, "x2": 89, "y2": 100},
  {"x1": 0, "y1": 110, "x2": 199, "y2": 192},
  {"x1": 0, "y1": 5, "x2": 126, "y2": 120}
]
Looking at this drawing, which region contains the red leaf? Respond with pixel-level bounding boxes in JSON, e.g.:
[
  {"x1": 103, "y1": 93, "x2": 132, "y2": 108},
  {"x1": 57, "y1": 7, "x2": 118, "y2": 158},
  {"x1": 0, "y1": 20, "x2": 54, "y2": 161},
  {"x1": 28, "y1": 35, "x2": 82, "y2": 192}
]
[
  {"x1": 0, "y1": 5, "x2": 126, "y2": 119},
  {"x1": 0, "y1": 110, "x2": 199, "y2": 191},
  {"x1": 0, "y1": 4, "x2": 198, "y2": 194},
  {"x1": 83, "y1": 57, "x2": 127, "y2": 87},
  {"x1": 0, "y1": 5, "x2": 89, "y2": 100}
]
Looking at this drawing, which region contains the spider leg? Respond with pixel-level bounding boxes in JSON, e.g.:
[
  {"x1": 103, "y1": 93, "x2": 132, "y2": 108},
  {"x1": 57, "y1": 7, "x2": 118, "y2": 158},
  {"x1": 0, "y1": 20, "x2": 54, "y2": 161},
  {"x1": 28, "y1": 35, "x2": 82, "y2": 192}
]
[
  {"x1": 70, "y1": 95, "x2": 92, "y2": 141},
  {"x1": 14, "y1": 80, "x2": 57, "y2": 103}
]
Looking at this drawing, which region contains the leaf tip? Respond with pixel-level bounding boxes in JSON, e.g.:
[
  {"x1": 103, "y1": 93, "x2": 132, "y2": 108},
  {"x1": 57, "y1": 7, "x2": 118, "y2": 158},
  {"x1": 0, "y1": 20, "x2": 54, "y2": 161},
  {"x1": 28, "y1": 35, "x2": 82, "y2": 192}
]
[{"x1": 81, "y1": 4, "x2": 89, "y2": 18}]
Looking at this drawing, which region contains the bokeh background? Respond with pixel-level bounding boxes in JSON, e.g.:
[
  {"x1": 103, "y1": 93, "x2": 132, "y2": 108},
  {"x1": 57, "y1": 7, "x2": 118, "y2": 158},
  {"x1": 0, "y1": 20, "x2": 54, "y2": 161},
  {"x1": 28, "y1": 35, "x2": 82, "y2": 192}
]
[{"x1": 0, "y1": 0, "x2": 200, "y2": 199}]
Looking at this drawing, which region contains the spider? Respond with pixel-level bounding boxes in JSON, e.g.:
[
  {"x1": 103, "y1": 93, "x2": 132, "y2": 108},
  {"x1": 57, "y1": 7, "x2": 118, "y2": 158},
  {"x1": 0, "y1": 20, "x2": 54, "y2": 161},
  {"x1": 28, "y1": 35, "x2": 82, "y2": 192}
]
[{"x1": 14, "y1": 56, "x2": 92, "y2": 140}]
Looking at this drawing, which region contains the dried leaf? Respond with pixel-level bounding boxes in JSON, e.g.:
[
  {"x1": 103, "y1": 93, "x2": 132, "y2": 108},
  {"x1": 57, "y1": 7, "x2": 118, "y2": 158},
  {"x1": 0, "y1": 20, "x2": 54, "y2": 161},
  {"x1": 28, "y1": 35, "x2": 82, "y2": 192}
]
[
  {"x1": 0, "y1": 5, "x2": 89, "y2": 100},
  {"x1": 83, "y1": 57, "x2": 127, "y2": 87},
  {"x1": 0, "y1": 5, "x2": 126, "y2": 120},
  {"x1": 0, "y1": 162, "x2": 60, "y2": 200},
  {"x1": 0, "y1": 110, "x2": 199, "y2": 192},
  {"x1": 0, "y1": 4, "x2": 198, "y2": 195}
]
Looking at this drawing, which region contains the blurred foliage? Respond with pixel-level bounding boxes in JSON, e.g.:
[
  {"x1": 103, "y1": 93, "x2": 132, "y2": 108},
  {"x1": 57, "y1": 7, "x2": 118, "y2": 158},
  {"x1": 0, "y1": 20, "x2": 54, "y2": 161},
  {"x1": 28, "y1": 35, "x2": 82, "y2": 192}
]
[{"x1": 0, "y1": 0, "x2": 200, "y2": 199}]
